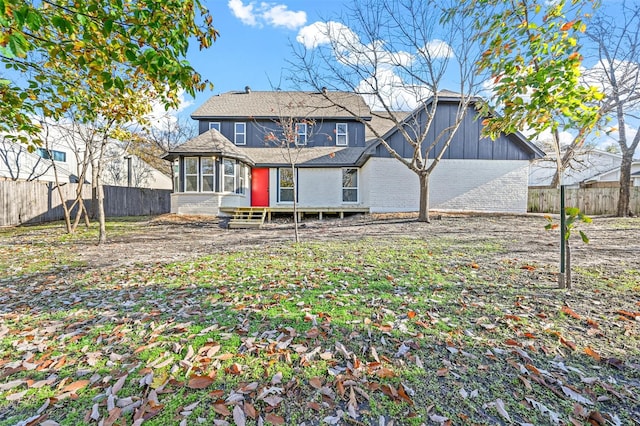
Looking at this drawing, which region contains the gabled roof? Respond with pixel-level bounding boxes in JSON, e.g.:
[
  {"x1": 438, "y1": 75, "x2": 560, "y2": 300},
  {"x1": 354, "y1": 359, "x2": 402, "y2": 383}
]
[
  {"x1": 162, "y1": 129, "x2": 255, "y2": 165},
  {"x1": 191, "y1": 90, "x2": 372, "y2": 121},
  {"x1": 365, "y1": 94, "x2": 545, "y2": 159}
]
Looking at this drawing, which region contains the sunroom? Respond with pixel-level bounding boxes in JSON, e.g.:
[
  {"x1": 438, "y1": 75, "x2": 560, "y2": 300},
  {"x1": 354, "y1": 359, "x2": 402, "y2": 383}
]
[{"x1": 162, "y1": 129, "x2": 254, "y2": 216}]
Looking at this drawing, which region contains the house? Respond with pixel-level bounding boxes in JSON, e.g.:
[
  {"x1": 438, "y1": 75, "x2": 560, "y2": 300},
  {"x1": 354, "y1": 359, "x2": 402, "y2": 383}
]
[
  {"x1": 582, "y1": 160, "x2": 640, "y2": 187},
  {"x1": 0, "y1": 126, "x2": 172, "y2": 189},
  {"x1": 529, "y1": 148, "x2": 623, "y2": 188},
  {"x1": 164, "y1": 89, "x2": 544, "y2": 217}
]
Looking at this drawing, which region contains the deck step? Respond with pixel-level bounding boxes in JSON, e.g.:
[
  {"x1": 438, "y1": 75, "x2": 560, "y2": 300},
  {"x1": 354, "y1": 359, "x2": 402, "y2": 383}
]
[{"x1": 228, "y1": 207, "x2": 267, "y2": 229}]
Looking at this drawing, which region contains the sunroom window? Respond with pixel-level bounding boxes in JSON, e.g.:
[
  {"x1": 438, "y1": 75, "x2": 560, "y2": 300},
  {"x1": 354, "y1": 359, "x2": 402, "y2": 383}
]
[
  {"x1": 201, "y1": 157, "x2": 215, "y2": 192},
  {"x1": 184, "y1": 157, "x2": 199, "y2": 192}
]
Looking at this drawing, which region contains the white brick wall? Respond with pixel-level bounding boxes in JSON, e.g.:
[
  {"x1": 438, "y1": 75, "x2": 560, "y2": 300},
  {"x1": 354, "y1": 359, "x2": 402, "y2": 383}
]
[
  {"x1": 363, "y1": 158, "x2": 530, "y2": 213},
  {"x1": 171, "y1": 192, "x2": 249, "y2": 216}
]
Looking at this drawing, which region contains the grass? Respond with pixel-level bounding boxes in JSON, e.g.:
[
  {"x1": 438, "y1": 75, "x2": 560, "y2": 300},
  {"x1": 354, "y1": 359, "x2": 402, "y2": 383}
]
[{"x1": 0, "y1": 219, "x2": 639, "y2": 425}]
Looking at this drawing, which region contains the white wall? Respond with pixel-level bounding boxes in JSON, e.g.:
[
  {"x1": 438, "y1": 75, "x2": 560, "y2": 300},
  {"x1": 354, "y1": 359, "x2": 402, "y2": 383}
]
[
  {"x1": 269, "y1": 167, "x2": 367, "y2": 208},
  {"x1": 363, "y1": 158, "x2": 531, "y2": 213},
  {"x1": 170, "y1": 192, "x2": 250, "y2": 216}
]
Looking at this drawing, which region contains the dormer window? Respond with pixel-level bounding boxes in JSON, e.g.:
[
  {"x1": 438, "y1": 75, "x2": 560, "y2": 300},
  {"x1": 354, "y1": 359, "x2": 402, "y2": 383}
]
[
  {"x1": 209, "y1": 122, "x2": 221, "y2": 132},
  {"x1": 295, "y1": 123, "x2": 307, "y2": 145},
  {"x1": 336, "y1": 123, "x2": 348, "y2": 146}
]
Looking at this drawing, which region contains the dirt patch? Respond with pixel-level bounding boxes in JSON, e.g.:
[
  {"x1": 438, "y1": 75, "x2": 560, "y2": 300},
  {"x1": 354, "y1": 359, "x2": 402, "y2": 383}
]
[{"x1": 77, "y1": 213, "x2": 640, "y2": 278}]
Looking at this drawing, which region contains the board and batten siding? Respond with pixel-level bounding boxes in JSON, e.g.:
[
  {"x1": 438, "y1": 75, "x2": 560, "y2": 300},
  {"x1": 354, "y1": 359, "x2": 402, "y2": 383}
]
[
  {"x1": 362, "y1": 158, "x2": 530, "y2": 213},
  {"x1": 378, "y1": 102, "x2": 535, "y2": 161}
]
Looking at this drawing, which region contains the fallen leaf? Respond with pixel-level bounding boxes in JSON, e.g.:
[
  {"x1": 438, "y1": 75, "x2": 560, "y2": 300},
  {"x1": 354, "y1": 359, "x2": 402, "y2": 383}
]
[
  {"x1": 495, "y1": 399, "x2": 511, "y2": 422},
  {"x1": 213, "y1": 403, "x2": 231, "y2": 417},
  {"x1": 243, "y1": 401, "x2": 257, "y2": 419},
  {"x1": 187, "y1": 375, "x2": 214, "y2": 389},
  {"x1": 59, "y1": 379, "x2": 90, "y2": 394},
  {"x1": 562, "y1": 306, "x2": 581, "y2": 320},
  {"x1": 265, "y1": 413, "x2": 285, "y2": 425},
  {"x1": 562, "y1": 385, "x2": 594, "y2": 405},
  {"x1": 584, "y1": 347, "x2": 601, "y2": 362},
  {"x1": 560, "y1": 336, "x2": 577, "y2": 351},
  {"x1": 309, "y1": 377, "x2": 323, "y2": 389},
  {"x1": 233, "y1": 404, "x2": 246, "y2": 426}
]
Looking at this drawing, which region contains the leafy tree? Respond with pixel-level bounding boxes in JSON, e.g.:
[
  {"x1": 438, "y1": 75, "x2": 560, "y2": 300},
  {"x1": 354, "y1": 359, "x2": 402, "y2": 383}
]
[
  {"x1": 474, "y1": 0, "x2": 603, "y2": 188},
  {"x1": 584, "y1": 2, "x2": 640, "y2": 217},
  {"x1": 0, "y1": 0, "x2": 218, "y2": 149},
  {"x1": 1, "y1": 0, "x2": 217, "y2": 243},
  {"x1": 290, "y1": 0, "x2": 483, "y2": 222}
]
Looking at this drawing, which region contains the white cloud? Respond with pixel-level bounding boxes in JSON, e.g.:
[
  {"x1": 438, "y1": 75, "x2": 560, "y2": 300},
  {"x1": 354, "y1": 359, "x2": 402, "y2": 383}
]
[
  {"x1": 421, "y1": 40, "x2": 454, "y2": 59},
  {"x1": 146, "y1": 90, "x2": 193, "y2": 131},
  {"x1": 357, "y1": 68, "x2": 432, "y2": 111},
  {"x1": 228, "y1": 0, "x2": 257, "y2": 26},
  {"x1": 228, "y1": 0, "x2": 306, "y2": 30},
  {"x1": 296, "y1": 21, "x2": 357, "y2": 50},
  {"x1": 262, "y1": 4, "x2": 306, "y2": 30}
]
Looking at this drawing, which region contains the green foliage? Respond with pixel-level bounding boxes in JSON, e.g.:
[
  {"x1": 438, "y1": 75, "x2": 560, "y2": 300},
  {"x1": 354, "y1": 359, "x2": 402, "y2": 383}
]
[
  {"x1": 0, "y1": 0, "x2": 218, "y2": 146},
  {"x1": 473, "y1": 0, "x2": 602, "y2": 141},
  {"x1": 545, "y1": 207, "x2": 591, "y2": 243}
]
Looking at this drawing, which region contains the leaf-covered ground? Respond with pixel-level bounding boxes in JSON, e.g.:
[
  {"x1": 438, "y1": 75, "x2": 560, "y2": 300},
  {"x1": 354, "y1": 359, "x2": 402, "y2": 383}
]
[{"x1": 1, "y1": 214, "x2": 639, "y2": 425}]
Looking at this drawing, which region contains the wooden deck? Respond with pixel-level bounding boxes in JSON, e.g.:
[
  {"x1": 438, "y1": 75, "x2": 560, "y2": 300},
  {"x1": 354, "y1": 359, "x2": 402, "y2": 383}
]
[{"x1": 220, "y1": 206, "x2": 369, "y2": 222}]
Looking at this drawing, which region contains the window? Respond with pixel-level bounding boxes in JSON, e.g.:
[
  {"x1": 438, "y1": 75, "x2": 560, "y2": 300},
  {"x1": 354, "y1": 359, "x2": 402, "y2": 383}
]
[
  {"x1": 172, "y1": 160, "x2": 179, "y2": 191},
  {"x1": 234, "y1": 122, "x2": 246, "y2": 145},
  {"x1": 342, "y1": 168, "x2": 358, "y2": 202},
  {"x1": 295, "y1": 122, "x2": 307, "y2": 145},
  {"x1": 201, "y1": 157, "x2": 215, "y2": 192},
  {"x1": 336, "y1": 123, "x2": 348, "y2": 146},
  {"x1": 184, "y1": 157, "x2": 199, "y2": 192},
  {"x1": 209, "y1": 122, "x2": 221, "y2": 132},
  {"x1": 278, "y1": 168, "x2": 295, "y2": 202},
  {"x1": 37, "y1": 148, "x2": 66, "y2": 162},
  {"x1": 236, "y1": 163, "x2": 247, "y2": 195},
  {"x1": 223, "y1": 159, "x2": 236, "y2": 192}
]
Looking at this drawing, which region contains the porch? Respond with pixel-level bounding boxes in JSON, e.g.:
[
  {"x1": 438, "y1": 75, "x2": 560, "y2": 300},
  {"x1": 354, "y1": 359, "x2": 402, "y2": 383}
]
[{"x1": 219, "y1": 206, "x2": 370, "y2": 222}]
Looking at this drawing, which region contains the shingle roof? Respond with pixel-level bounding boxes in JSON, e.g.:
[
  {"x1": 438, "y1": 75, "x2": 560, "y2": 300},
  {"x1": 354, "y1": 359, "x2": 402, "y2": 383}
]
[
  {"x1": 162, "y1": 129, "x2": 254, "y2": 164},
  {"x1": 365, "y1": 111, "x2": 410, "y2": 142},
  {"x1": 237, "y1": 146, "x2": 367, "y2": 167},
  {"x1": 191, "y1": 90, "x2": 372, "y2": 120},
  {"x1": 164, "y1": 129, "x2": 366, "y2": 167}
]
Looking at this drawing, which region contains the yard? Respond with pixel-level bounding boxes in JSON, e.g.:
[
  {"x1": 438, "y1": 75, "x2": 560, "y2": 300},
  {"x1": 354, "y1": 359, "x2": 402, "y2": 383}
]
[{"x1": 1, "y1": 213, "x2": 639, "y2": 425}]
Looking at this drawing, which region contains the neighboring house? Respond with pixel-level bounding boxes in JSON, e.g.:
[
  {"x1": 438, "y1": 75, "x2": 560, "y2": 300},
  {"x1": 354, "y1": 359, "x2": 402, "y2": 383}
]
[
  {"x1": 164, "y1": 89, "x2": 544, "y2": 216},
  {"x1": 583, "y1": 160, "x2": 640, "y2": 187},
  {"x1": 0, "y1": 127, "x2": 172, "y2": 189},
  {"x1": 529, "y1": 148, "x2": 623, "y2": 188}
]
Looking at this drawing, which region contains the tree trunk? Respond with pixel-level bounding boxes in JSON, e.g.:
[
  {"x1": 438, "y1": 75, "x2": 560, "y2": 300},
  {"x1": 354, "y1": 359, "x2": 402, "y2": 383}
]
[
  {"x1": 417, "y1": 172, "x2": 430, "y2": 223},
  {"x1": 565, "y1": 239, "x2": 571, "y2": 289},
  {"x1": 291, "y1": 164, "x2": 299, "y2": 243},
  {"x1": 97, "y1": 183, "x2": 107, "y2": 244},
  {"x1": 616, "y1": 150, "x2": 634, "y2": 217}
]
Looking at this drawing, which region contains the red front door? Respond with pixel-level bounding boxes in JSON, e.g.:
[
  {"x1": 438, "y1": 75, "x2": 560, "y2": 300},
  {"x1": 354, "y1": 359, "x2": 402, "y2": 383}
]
[{"x1": 251, "y1": 168, "x2": 269, "y2": 207}]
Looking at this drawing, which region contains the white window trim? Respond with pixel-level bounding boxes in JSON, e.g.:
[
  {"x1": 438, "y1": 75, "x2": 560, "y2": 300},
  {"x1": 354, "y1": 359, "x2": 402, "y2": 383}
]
[
  {"x1": 295, "y1": 122, "x2": 307, "y2": 146},
  {"x1": 234, "y1": 122, "x2": 246, "y2": 145},
  {"x1": 336, "y1": 123, "x2": 348, "y2": 146},
  {"x1": 222, "y1": 159, "x2": 236, "y2": 193},
  {"x1": 209, "y1": 122, "x2": 221, "y2": 132},
  {"x1": 278, "y1": 168, "x2": 295, "y2": 203},
  {"x1": 184, "y1": 157, "x2": 199, "y2": 192},
  {"x1": 200, "y1": 157, "x2": 216, "y2": 192},
  {"x1": 342, "y1": 168, "x2": 358, "y2": 203},
  {"x1": 236, "y1": 163, "x2": 247, "y2": 195}
]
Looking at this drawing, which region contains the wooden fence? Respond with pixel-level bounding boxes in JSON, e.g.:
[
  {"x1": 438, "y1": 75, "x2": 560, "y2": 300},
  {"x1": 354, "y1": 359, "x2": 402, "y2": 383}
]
[
  {"x1": 528, "y1": 187, "x2": 640, "y2": 215},
  {"x1": 0, "y1": 180, "x2": 170, "y2": 227}
]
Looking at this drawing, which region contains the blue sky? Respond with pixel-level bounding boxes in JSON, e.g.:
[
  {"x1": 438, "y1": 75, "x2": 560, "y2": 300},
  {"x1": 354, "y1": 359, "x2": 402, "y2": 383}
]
[{"x1": 179, "y1": 1, "x2": 347, "y2": 118}]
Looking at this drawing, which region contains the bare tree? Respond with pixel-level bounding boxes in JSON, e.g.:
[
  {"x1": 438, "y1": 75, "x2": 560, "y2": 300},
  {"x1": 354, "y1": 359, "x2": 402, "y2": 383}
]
[
  {"x1": 585, "y1": 2, "x2": 640, "y2": 216},
  {"x1": 257, "y1": 98, "x2": 324, "y2": 243},
  {"x1": 290, "y1": 0, "x2": 482, "y2": 222},
  {"x1": 0, "y1": 135, "x2": 52, "y2": 181},
  {"x1": 139, "y1": 114, "x2": 196, "y2": 190}
]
